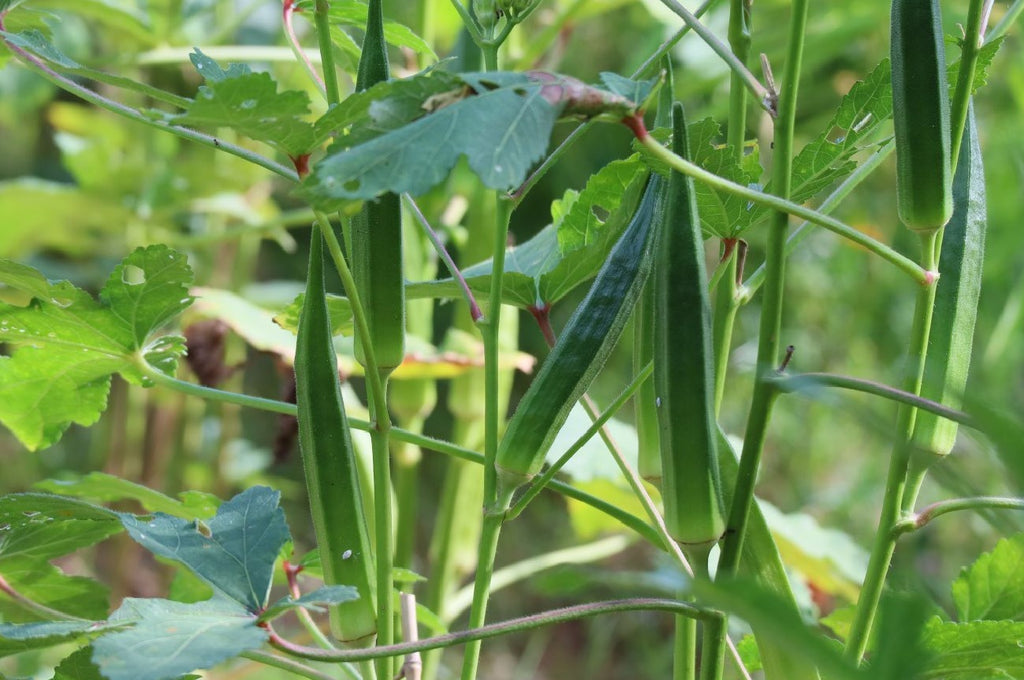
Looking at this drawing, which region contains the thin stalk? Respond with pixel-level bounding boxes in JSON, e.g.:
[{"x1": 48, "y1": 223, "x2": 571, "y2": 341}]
[
  {"x1": 705, "y1": 4, "x2": 808, "y2": 680},
  {"x1": 0, "y1": 573, "x2": 91, "y2": 622},
  {"x1": 656, "y1": 0, "x2": 771, "y2": 113},
  {"x1": 985, "y1": 0, "x2": 1023, "y2": 43},
  {"x1": 770, "y1": 372, "x2": 974, "y2": 427},
  {"x1": 480, "y1": 197, "x2": 511, "y2": 507},
  {"x1": 740, "y1": 140, "x2": 896, "y2": 301},
  {"x1": 448, "y1": 0, "x2": 482, "y2": 44},
  {"x1": 459, "y1": 512, "x2": 504, "y2": 680},
  {"x1": 240, "y1": 650, "x2": 339, "y2": 680},
  {"x1": 284, "y1": 561, "x2": 339, "y2": 651},
  {"x1": 505, "y1": 362, "x2": 654, "y2": 520},
  {"x1": 133, "y1": 45, "x2": 322, "y2": 66},
  {"x1": 0, "y1": 25, "x2": 298, "y2": 181},
  {"x1": 845, "y1": 234, "x2": 940, "y2": 663},
  {"x1": 675, "y1": 611, "x2": 697, "y2": 680},
  {"x1": 892, "y1": 496, "x2": 1024, "y2": 537},
  {"x1": 316, "y1": 212, "x2": 395, "y2": 673},
  {"x1": 284, "y1": 0, "x2": 327, "y2": 99},
  {"x1": 950, "y1": 0, "x2": 992, "y2": 172},
  {"x1": 712, "y1": 244, "x2": 739, "y2": 415},
  {"x1": 638, "y1": 137, "x2": 927, "y2": 284},
  {"x1": 269, "y1": 598, "x2": 715, "y2": 662},
  {"x1": 169, "y1": 208, "x2": 316, "y2": 248},
  {"x1": 313, "y1": 0, "x2": 342, "y2": 104}
]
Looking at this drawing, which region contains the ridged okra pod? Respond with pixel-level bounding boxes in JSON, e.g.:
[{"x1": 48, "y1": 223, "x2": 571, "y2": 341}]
[
  {"x1": 295, "y1": 228, "x2": 377, "y2": 644},
  {"x1": 911, "y1": 106, "x2": 986, "y2": 461},
  {"x1": 351, "y1": 0, "x2": 404, "y2": 373},
  {"x1": 493, "y1": 175, "x2": 665, "y2": 508},
  {"x1": 891, "y1": 0, "x2": 953, "y2": 233},
  {"x1": 654, "y1": 103, "x2": 725, "y2": 549}
]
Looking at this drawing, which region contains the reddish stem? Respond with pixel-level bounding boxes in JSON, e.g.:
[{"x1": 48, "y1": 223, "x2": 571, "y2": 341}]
[
  {"x1": 283, "y1": 0, "x2": 326, "y2": 93},
  {"x1": 528, "y1": 304, "x2": 557, "y2": 348},
  {"x1": 621, "y1": 113, "x2": 649, "y2": 140},
  {"x1": 291, "y1": 153, "x2": 311, "y2": 178}
]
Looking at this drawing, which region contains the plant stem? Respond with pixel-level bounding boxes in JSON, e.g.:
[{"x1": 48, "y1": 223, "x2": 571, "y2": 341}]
[
  {"x1": 313, "y1": 0, "x2": 341, "y2": 104},
  {"x1": 240, "y1": 650, "x2": 339, "y2": 680},
  {"x1": 950, "y1": 0, "x2": 991, "y2": 172},
  {"x1": 705, "y1": 4, "x2": 808, "y2": 679},
  {"x1": 459, "y1": 512, "x2": 504, "y2": 680},
  {"x1": 283, "y1": 0, "x2": 327, "y2": 99},
  {"x1": 891, "y1": 496, "x2": 1024, "y2": 537},
  {"x1": 638, "y1": 136, "x2": 927, "y2": 284},
  {"x1": 769, "y1": 372, "x2": 973, "y2": 427},
  {"x1": 0, "y1": 573, "x2": 92, "y2": 622},
  {"x1": 844, "y1": 233, "x2": 940, "y2": 663},
  {"x1": 0, "y1": 22, "x2": 298, "y2": 182},
  {"x1": 985, "y1": 0, "x2": 1021, "y2": 43},
  {"x1": 269, "y1": 598, "x2": 715, "y2": 662},
  {"x1": 656, "y1": 0, "x2": 771, "y2": 113}
]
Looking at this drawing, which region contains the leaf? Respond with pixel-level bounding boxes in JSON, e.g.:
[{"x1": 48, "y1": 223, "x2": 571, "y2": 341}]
[
  {"x1": 274, "y1": 292, "x2": 355, "y2": 337},
  {"x1": 34, "y1": 473, "x2": 219, "y2": 520},
  {"x1": 0, "y1": 520, "x2": 120, "y2": 564},
  {"x1": 952, "y1": 533, "x2": 1024, "y2": 622},
  {"x1": 0, "y1": 179, "x2": 132, "y2": 259},
  {"x1": 93, "y1": 597, "x2": 267, "y2": 680},
  {"x1": 52, "y1": 647, "x2": 106, "y2": 680},
  {"x1": 921, "y1": 619, "x2": 1024, "y2": 679},
  {"x1": 0, "y1": 492, "x2": 118, "y2": 525},
  {"x1": 0, "y1": 620, "x2": 107, "y2": 658},
  {"x1": 0, "y1": 246, "x2": 192, "y2": 449},
  {"x1": 323, "y1": 0, "x2": 437, "y2": 59},
  {"x1": 0, "y1": 562, "x2": 112, "y2": 623},
  {"x1": 301, "y1": 78, "x2": 561, "y2": 206},
  {"x1": 175, "y1": 49, "x2": 317, "y2": 157},
  {"x1": 0, "y1": 28, "x2": 81, "y2": 68},
  {"x1": 408, "y1": 156, "x2": 649, "y2": 308},
  {"x1": 598, "y1": 72, "x2": 658, "y2": 109},
  {"x1": 118, "y1": 486, "x2": 290, "y2": 612},
  {"x1": 260, "y1": 585, "x2": 360, "y2": 621},
  {"x1": 0, "y1": 258, "x2": 53, "y2": 301},
  {"x1": 870, "y1": 592, "x2": 935, "y2": 680}
]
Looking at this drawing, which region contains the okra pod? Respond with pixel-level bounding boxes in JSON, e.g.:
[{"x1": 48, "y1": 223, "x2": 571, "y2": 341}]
[
  {"x1": 352, "y1": 0, "x2": 405, "y2": 374},
  {"x1": 295, "y1": 228, "x2": 377, "y2": 644},
  {"x1": 911, "y1": 105, "x2": 985, "y2": 460},
  {"x1": 891, "y1": 0, "x2": 953, "y2": 232},
  {"x1": 654, "y1": 103, "x2": 725, "y2": 549},
  {"x1": 494, "y1": 175, "x2": 665, "y2": 507}
]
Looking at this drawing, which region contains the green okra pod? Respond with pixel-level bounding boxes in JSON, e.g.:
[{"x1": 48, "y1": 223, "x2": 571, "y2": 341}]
[
  {"x1": 494, "y1": 173, "x2": 663, "y2": 508},
  {"x1": 891, "y1": 0, "x2": 953, "y2": 233},
  {"x1": 911, "y1": 105, "x2": 986, "y2": 460},
  {"x1": 352, "y1": 0, "x2": 405, "y2": 374},
  {"x1": 654, "y1": 103, "x2": 725, "y2": 549},
  {"x1": 295, "y1": 227, "x2": 377, "y2": 644}
]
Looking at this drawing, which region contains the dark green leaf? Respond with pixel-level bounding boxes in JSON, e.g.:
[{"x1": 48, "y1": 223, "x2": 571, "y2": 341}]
[
  {"x1": 52, "y1": 647, "x2": 105, "y2": 680},
  {"x1": 952, "y1": 533, "x2": 1024, "y2": 622},
  {"x1": 922, "y1": 619, "x2": 1024, "y2": 679},
  {"x1": 260, "y1": 585, "x2": 360, "y2": 621},
  {"x1": 93, "y1": 597, "x2": 266, "y2": 680},
  {"x1": 598, "y1": 72, "x2": 658, "y2": 109},
  {"x1": 870, "y1": 592, "x2": 934, "y2": 680},
  {"x1": 118, "y1": 486, "x2": 289, "y2": 612},
  {"x1": 0, "y1": 621, "x2": 107, "y2": 658}
]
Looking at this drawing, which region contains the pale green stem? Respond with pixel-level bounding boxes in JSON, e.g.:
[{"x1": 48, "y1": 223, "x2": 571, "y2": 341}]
[
  {"x1": 950, "y1": 0, "x2": 991, "y2": 171},
  {"x1": 283, "y1": 0, "x2": 328, "y2": 100},
  {"x1": 985, "y1": 0, "x2": 1023, "y2": 43},
  {"x1": 314, "y1": 0, "x2": 342, "y2": 104},
  {"x1": 892, "y1": 496, "x2": 1024, "y2": 537},
  {"x1": 240, "y1": 650, "x2": 340, "y2": 680},
  {"x1": 133, "y1": 45, "x2": 322, "y2": 66}
]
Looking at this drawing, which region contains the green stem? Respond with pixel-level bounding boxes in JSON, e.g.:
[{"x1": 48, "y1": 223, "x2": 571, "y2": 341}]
[
  {"x1": 712, "y1": 245, "x2": 739, "y2": 416},
  {"x1": 705, "y1": 4, "x2": 808, "y2": 679},
  {"x1": 740, "y1": 140, "x2": 896, "y2": 301},
  {"x1": 949, "y1": 0, "x2": 990, "y2": 172},
  {"x1": 0, "y1": 573, "x2": 91, "y2": 622},
  {"x1": 459, "y1": 512, "x2": 504, "y2": 680},
  {"x1": 639, "y1": 137, "x2": 926, "y2": 284},
  {"x1": 240, "y1": 650, "x2": 339, "y2": 680},
  {"x1": 657, "y1": 0, "x2": 770, "y2": 113},
  {"x1": 892, "y1": 496, "x2": 1024, "y2": 537},
  {"x1": 448, "y1": 0, "x2": 483, "y2": 44},
  {"x1": 769, "y1": 372, "x2": 973, "y2": 427},
  {"x1": 283, "y1": 0, "x2": 327, "y2": 99},
  {"x1": 844, "y1": 233, "x2": 940, "y2": 663},
  {"x1": 675, "y1": 610, "x2": 697, "y2": 680},
  {"x1": 0, "y1": 25, "x2": 298, "y2": 181},
  {"x1": 270, "y1": 598, "x2": 714, "y2": 662},
  {"x1": 169, "y1": 208, "x2": 316, "y2": 248},
  {"x1": 985, "y1": 0, "x2": 1021, "y2": 43},
  {"x1": 314, "y1": 0, "x2": 342, "y2": 104},
  {"x1": 480, "y1": 196, "x2": 511, "y2": 507}
]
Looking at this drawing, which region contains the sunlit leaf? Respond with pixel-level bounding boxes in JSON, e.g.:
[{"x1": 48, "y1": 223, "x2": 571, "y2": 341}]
[
  {"x1": 922, "y1": 619, "x2": 1024, "y2": 679},
  {"x1": 952, "y1": 533, "x2": 1024, "y2": 622}
]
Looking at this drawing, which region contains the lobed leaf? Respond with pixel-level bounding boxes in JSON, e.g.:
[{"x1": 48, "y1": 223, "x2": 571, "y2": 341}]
[
  {"x1": 921, "y1": 619, "x2": 1024, "y2": 679},
  {"x1": 0, "y1": 620, "x2": 110, "y2": 659},
  {"x1": 52, "y1": 647, "x2": 106, "y2": 680},
  {"x1": 952, "y1": 533, "x2": 1024, "y2": 622},
  {"x1": 34, "y1": 472, "x2": 220, "y2": 519},
  {"x1": 260, "y1": 585, "x2": 360, "y2": 621}
]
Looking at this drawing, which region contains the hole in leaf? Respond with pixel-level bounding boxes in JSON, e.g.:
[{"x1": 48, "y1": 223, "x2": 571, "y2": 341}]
[
  {"x1": 591, "y1": 205, "x2": 610, "y2": 222},
  {"x1": 344, "y1": 179, "x2": 361, "y2": 192},
  {"x1": 121, "y1": 264, "x2": 147, "y2": 286}
]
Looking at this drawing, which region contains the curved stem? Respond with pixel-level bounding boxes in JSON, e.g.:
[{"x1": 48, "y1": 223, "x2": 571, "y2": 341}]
[
  {"x1": 283, "y1": 0, "x2": 327, "y2": 99},
  {"x1": 240, "y1": 650, "x2": 338, "y2": 680},
  {"x1": 269, "y1": 598, "x2": 715, "y2": 662},
  {"x1": 0, "y1": 22, "x2": 298, "y2": 182},
  {"x1": 985, "y1": 0, "x2": 1022, "y2": 44},
  {"x1": 892, "y1": 496, "x2": 1024, "y2": 537},
  {"x1": 0, "y1": 573, "x2": 91, "y2": 622},
  {"x1": 638, "y1": 136, "x2": 927, "y2": 284}
]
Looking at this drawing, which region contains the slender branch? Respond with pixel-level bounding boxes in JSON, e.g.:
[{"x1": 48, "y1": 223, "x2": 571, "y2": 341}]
[
  {"x1": 282, "y1": 561, "x2": 338, "y2": 651},
  {"x1": 283, "y1": 0, "x2": 328, "y2": 99},
  {"x1": 403, "y1": 194, "x2": 482, "y2": 321},
  {"x1": 892, "y1": 497, "x2": 1024, "y2": 537},
  {"x1": 950, "y1": 0, "x2": 993, "y2": 171},
  {"x1": 985, "y1": 0, "x2": 1023, "y2": 44},
  {"x1": 0, "y1": 22, "x2": 298, "y2": 182},
  {"x1": 133, "y1": 45, "x2": 323, "y2": 66},
  {"x1": 168, "y1": 208, "x2": 316, "y2": 248},
  {"x1": 268, "y1": 598, "x2": 716, "y2": 662},
  {"x1": 637, "y1": 135, "x2": 927, "y2": 284},
  {"x1": 240, "y1": 650, "x2": 338, "y2": 680},
  {"x1": 313, "y1": 0, "x2": 341, "y2": 104},
  {"x1": 769, "y1": 372, "x2": 974, "y2": 428},
  {"x1": 0, "y1": 573, "x2": 92, "y2": 623},
  {"x1": 656, "y1": 0, "x2": 771, "y2": 113}
]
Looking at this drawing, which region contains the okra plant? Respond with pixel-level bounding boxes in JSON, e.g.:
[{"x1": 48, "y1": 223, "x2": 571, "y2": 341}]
[{"x1": 1, "y1": 1, "x2": 1023, "y2": 679}]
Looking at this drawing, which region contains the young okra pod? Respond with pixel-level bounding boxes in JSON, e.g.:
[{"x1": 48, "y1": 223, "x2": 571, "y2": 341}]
[
  {"x1": 654, "y1": 103, "x2": 725, "y2": 549},
  {"x1": 891, "y1": 0, "x2": 953, "y2": 233},
  {"x1": 494, "y1": 174, "x2": 664, "y2": 507},
  {"x1": 911, "y1": 106, "x2": 986, "y2": 460},
  {"x1": 295, "y1": 228, "x2": 377, "y2": 644},
  {"x1": 352, "y1": 0, "x2": 404, "y2": 374}
]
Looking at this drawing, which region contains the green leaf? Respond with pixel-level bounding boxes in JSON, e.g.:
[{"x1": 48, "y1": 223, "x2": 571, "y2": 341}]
[
  {"x1": 301, "y1": 77, "x2": 562, "y2": 206},
  {"x1": 52, "y1": 647, "x2": 105, "y2": 680},
  {"x1": 922, "y1": 619, "x2": 1024, "y2": 679},
  {"x1": 93, "y1": 597, "x2": 267, "y2": 680},
  {"x1": 274, "y1": 292, "x2": 355, "y2": 337},
  {"x1": 0, "y1": 621, "x2": 107, "y2": 659},
  {"x1": 0, "y1": 28, "x2": 81, "y2": 68},
  {"x1": 175, "y1": 49, "x2": 316, "y2": 157},
  {"x1": 34, "y1": 473, "x2": 219, "y2": 520},
  {"x1": 0, "y1": 246, "x2": 192, "y2": 449},
  {"x1": 408, "y1": 157, "x2": 649, "y2": 308},
  {"x1": 0, "y1": 258, "x2": 52, "y2": 301},
  {"x1": 870, "y1": 592, "x2": 934, "y2": 680},
  {"x1": 260, "y1": 585, "x2": 360, "y2": 621},
  {"x1": 598, "y1": 72, "x2": 658, "y2": 109},
  {"x1": 0, "y1": 520, "x2": 120, "y2": 563},
  {"x1": 0, "y1": 492, "x2": 118, "y2": 525},
  {"x1": 118, "y1": 486, "x2": 290, "y2": 612},
  {"x1": 952, "y1": 533, "x2": 1024, "y2": 622},
  {"x1": 0, "y1": 179, "x2": 132, "y2": 259},
  {"x1": 0, "y1": 562, "x2": 112, "y2": 623},
  {"x1": 323, "y1": 0, "x2": 437, "y2": 59}
]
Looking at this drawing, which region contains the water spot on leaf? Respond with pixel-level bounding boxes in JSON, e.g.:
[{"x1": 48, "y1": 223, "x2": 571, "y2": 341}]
[
  {"x1": 50, "y1": 297, "x2": 73, "y2": 308},
  {"x1": 121, "y1": 264, "x2": 147, "y2": 286},
  {"x1": 344, "y1": 179, "x2": 360, "y2": 192},
  {"x1": 240, "y1": 99, "x2": 257, "y2": 110}
]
